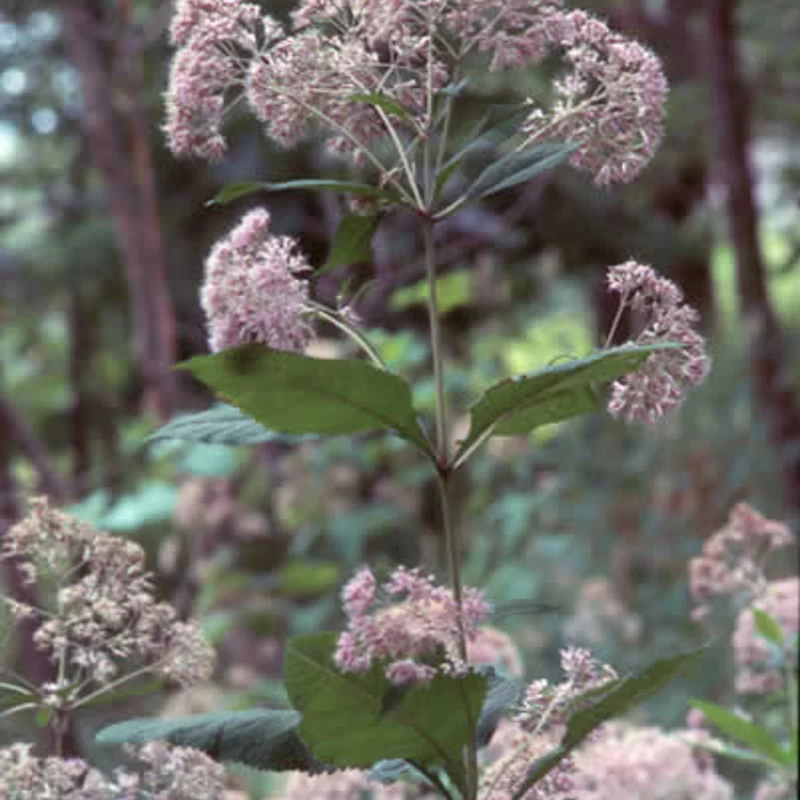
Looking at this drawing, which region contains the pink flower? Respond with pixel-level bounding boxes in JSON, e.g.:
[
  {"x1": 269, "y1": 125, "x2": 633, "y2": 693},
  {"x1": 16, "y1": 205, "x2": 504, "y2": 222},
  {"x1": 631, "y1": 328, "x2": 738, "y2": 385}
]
[
  {"x1": 335, "y1": 566, "x2": 491, "y2": 685},
  {"x1": 200, "y1": 208, "x2": 313, "y2": 353},
  {"x1": 605, "y1": 261, "x2": 710, "y2": 423},
  {"x1": 523, "y1": 11, "x2": 667, "y2": 185}
]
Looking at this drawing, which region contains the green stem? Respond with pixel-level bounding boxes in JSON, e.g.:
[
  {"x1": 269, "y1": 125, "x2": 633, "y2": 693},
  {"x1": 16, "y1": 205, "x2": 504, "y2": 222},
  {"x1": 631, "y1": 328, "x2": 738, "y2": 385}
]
[{"x1": 423, "y1": 213, "x2": 477, "y2": 799}]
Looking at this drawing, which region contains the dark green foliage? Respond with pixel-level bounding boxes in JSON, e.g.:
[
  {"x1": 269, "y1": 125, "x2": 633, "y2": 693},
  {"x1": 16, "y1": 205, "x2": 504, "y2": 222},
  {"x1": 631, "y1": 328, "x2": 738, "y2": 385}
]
[{"x1": 96, "y1": 709, "x2": 323, "y2": 772}]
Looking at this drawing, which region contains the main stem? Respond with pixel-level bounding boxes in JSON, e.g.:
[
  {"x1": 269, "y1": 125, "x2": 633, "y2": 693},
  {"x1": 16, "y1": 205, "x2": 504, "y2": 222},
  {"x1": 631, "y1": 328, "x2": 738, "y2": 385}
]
[{"x1": 422, "y1": 217, "x2": 476, "y2": 798}]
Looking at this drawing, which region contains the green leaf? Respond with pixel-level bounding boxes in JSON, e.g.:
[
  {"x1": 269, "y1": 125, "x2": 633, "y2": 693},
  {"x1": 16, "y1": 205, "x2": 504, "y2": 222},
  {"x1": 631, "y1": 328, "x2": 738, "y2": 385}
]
[
  {"x1": 284, "y1": 632, "x2": 486, "y2": 792},
  {"x1": 350, "y1": 92, "x2": 415, "y2": 124},
  {"x1": 149, "y1": 404, "x2": 302, "y2": 446},
  {"x1": 512, "y1": 647, "x2": 705, "y2": 799},
  {"x1": 691, "y1": 700, "x2": 790, "y2": 766},
  {"x1": 753, "y1": 609, "x2": 785, "y2": 647},
  {"x1": 181, "y1": 345, "x2": 432, "y2": 454},
  {"x1": 476, "y1": 672, "x2": 526, "y2": 746},
  {"x1": 460, "y1": 141, "x2": 578, "y2": 205},
  {"x1": 96, "y1": 709, "x2": 322, "y2": 772},
  {"x1": 454, "y1": 344, "x2": 673, "y2": 466},
  {"x1": 320, "y1": 212, "x2": 381, "y2": 273},
  {"x1": 208, "y1": 179, "x2": 399, "y2": 206}
]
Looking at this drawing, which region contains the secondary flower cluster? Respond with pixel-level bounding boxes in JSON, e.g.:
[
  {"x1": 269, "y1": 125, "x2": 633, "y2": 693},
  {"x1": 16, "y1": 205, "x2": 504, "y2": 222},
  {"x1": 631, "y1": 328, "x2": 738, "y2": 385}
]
[
  {"x1": 165, "y1": 0, "x2": 667, "y2": 185},
  {"x1": 1, "y1": 498, "x2": 215, "y2": 704},
  {"x1": 334, "y1": 566, "x2": 491, "y2": 684},
  {"x1": 688, "y1": 503, "x2": 794, "y2": 619},
  {"x1": 605, "y1": 261, "x2": 710, "y2": 423},
  {"x1": 201, "y1": 208, "x2": 313, "y2": 353},
  {"x1": 0, "y1": 741, "x2": 226, "y2": 800}
]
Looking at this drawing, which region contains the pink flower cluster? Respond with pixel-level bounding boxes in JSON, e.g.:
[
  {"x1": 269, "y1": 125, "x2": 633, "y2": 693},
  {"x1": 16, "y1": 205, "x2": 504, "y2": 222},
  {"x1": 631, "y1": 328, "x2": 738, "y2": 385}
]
[
  {"x1": 280, "y1": 769, "x2": 408, "y2": 800},
  {"x1": 732, "y1": 577, "x2": 798, "y2": 694},
  {"x1": 571, "y1": 723, "x2": 734, "y2": 800},
  {"x1": 523, "y1": 10, "x2": 667, "y2": 185},
  {"x1": 334, "y1": 566, "x2": 491, "y2": 685},
  {"x1": 165, "y1": 0, "x2": 666, "y2": 185},
  {"x1": 200, "y1": 208, "x2": 313, "y2": 353},
  {"x1": 605, "y1": 261, "x2": 710, "y2": 423},
  {"x1": 688, "y1": 503, "x2": 794, "y2": 619}
]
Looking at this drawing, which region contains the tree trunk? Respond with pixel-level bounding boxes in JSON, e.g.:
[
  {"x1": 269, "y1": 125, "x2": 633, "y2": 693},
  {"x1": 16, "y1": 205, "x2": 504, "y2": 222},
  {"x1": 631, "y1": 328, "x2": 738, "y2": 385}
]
[
  {"x1": 59, "y1": 0, "x2": 178, "y2": 421},
  {"x1": 704, "y1": 0, "x2": 800, "y2": 525}
]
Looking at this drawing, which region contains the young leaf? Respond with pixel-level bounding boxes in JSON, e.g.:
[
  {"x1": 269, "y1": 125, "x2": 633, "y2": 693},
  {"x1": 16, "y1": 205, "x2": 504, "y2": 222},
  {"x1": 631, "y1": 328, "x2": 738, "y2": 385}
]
[
  {"x1": 753, "y1": 609, "x2": 784, "y2": 647},
  {"x1": 511, "y1": 647, "x2": 706, "y2": 798},
  {"x1": 208, "y1": 179, "x2": 400, "y2": 206},
  {"x1": 284, "y1": 632, "x2": 486, "y2": 793},
  {"x1": 691, "y1": 700, "x2": 791, "y2": 766},
  {"x1": 96, "y1": 709, "x2": 323, "y2": 772},
  {"x1": 320, "y1": 212, "x2": 382, "y2": 273},
  {"x1": 454, "y1": 343, "x2": 674, "y2": 466},
  {"x1": 181, "y1": 345, "x2": 432, "y2": 455},
  {"x1": 457, "y1": 141, "x2": 578, "y2": 207},
  {"x1": 148, "y1": 404, "x2": 303, "y2": 446}
]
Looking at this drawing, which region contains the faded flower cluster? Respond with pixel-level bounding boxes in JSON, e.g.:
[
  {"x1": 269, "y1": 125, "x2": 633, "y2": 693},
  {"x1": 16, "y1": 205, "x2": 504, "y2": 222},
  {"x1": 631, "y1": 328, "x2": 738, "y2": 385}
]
[
  {"x1": 165, "y1": 0, "x2": 666, "y2": 186},
  {"x1": 0, "y1": 741, "x2": 227, "y2": 800},
  {"x1": 688, "y1": 503, "x2": 794, "y2": 619},
  {"x1": 0, "y1": 498, "x2": 215, "y2": 711},
  {"x1": 570, "y1": 723, "x2": 734, "y2": 800},
  {"x1": 279, "y1": 769, "x2": 409, "y2": 800},
  {"x1": 732, "y1": 577, "x2": 798, "y2": 694},
  {"x1": 605, "y1": 261, "x2": 710, "y2": 423},
  {"x1": 334, "y1": 565, "x2": 491, "y2": 684},
  {"x1": 201, "y1": 208, "x2": 313, "y2": 353}
]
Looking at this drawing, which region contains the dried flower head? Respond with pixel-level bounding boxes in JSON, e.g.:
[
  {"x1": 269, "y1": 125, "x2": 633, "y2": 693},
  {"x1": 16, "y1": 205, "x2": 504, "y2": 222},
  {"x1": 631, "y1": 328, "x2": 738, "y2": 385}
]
[
  {"x1": 479, "y1": 720, "x2": 575, "y2": 800},
  {"x1": 688, "y1": 503, "x2": 794, "y2": 619},
  {"x1": 571, "y1": 723, "x2": 734, "y2": 800},
  {"x1": 515, "y1": 646, "x2": 617, "y2": 735},
  {"x1": 0, "y1": 742, "x2": 226, "y2": 800},
  {"x1": 334, "y1": 565, "x2": 491, "y2": 684},
  {"x1": 605, "y1": 261, "x2": 710, "y2": 423},
  {"x1": 732, "y1": 577, "x2": 798, "y2": 694},
  {"x1": 0, "y1": 498, "x2": 215, "y2": 708},
  {"x1": 200, "y1": 208, "x2": 313, "y2": 353}
]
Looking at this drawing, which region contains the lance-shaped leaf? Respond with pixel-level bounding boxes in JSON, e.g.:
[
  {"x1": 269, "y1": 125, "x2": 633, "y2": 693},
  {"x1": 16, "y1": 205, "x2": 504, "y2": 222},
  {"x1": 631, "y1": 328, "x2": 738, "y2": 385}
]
[
  {"x1": 208, "y1": 179, "x2": 401, "y2": 207},
  {"x1": 691, "y1": 700, "x2": 791, "y2": 766},
  {"x1": 285, "y1": 632, "x2": 486, "y2": 794},
  {"x1": 148, "y1": 404, "x2": 307, "y2": 446},
  {"x1": 96, "y1": 709, "x2": 323, "y2": 772},
  {"x1": 350, "y1": 92, "x2": 415, "y2": 125},
  {"x1": 181, "y1": 345, "x2": 431, "y2": 454},
  {"x1": 454, "y1": 343, "x2": 674, "y2": 467},
  {"x1": 511, "y1": 646, "x2": 706, "y2": 799},
  {"x1": 320, "y1": 212, "x2": 382, "y2": 273}
]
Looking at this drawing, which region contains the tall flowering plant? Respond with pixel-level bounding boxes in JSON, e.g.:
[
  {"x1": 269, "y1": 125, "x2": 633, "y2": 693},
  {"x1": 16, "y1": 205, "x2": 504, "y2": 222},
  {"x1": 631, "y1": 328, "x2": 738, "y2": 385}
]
[{"x1": 89, "y1": 0, "x2": 711, "y2": 797}]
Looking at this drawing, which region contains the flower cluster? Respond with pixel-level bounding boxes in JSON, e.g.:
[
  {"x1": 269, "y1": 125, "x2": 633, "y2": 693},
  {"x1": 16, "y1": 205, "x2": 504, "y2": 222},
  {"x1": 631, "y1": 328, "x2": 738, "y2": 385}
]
[
  {"x1": 0, "y1": 742, "x2": 227, "y2": 800},
  {"x1": 479, "y1": 720, "x2": 575, "y2": 800},
  {"x1": 279, "y1": 769, "x2": 409, "y2": 800},
  {"x1": 0, "y1": 498, "x2": 215, "y2": 706},
  {"x1": 515, "y1": 646, "x2": 618, "y2": 735},
  {"x1": 688, "y1": 503, "x2": 794, "y2": 620},
  {"x1": 334, "y1": 566, "x2": 491, "y2": 684},
  {"x1": 200, "y1": 208, "x2": 313, "y2": 353},
  {"x1": 523, "y1": 10, "x2": 667, "y2": 185},
  {"x1": 467, "y1": 625, "x2": 525, "y2": 678},
  {"x1": 571, "y1": 723, "x2": 734, "y2": 800},
  {"x1": 732, "y1": 577, "x2": 798, "y2": 694},
  {"x1": 165, "y1": 0, "x2": 666, "y2": 185},
  {"x1": 605, "y1": 261, "x2": 710, "y2": 423}
]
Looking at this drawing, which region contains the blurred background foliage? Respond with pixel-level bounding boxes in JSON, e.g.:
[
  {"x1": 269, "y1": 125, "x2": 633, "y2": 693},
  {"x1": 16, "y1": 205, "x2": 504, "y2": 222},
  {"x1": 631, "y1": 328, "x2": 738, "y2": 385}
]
[{"x1": 0, "y1": 0, "x2": 798, "y2": 797}]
